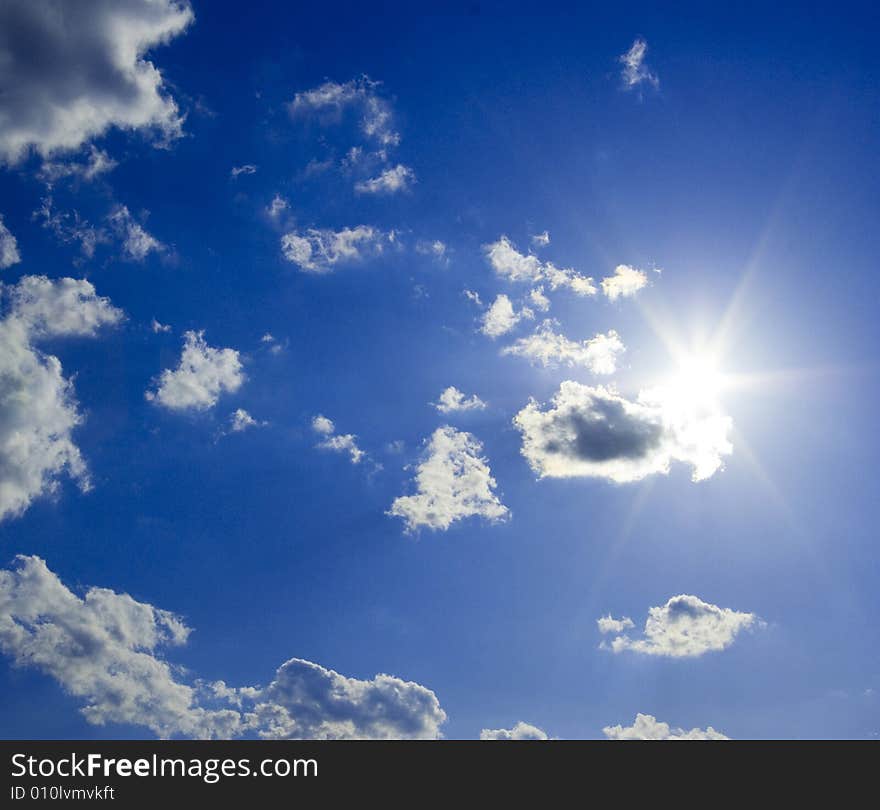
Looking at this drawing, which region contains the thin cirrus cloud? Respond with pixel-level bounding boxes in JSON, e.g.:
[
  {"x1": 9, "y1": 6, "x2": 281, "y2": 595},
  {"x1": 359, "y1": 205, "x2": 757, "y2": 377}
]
[
  {"x1": 311, "y1": 414, "x2": 367, "y2": 464},
  {"x1": 37, "y1": 145, "x2": 118, "y2": 186},
  {"x1": 503, "y1": 321, "x2": 625, "y2": 375},
  {"x1": 604, "y1": 714, "x2": 728, "y2": 740},
  {"x1": 0, "y1": 276, "x2": 123, "y2": 522},
  {"x1": 146, "y1": 330, "x2": 244, "y2": 412},
  {"x1": 280, "y1": 225, "x2": 388, "y2": 273},
  {"x1": 432, "y1": 386, "x2": 487, "y2": 414},
  {"x1": 388, "y1": 426, "x2": 509, "y2": 532},
  {"x1": 0, "y1": 555, "x2": 447, "y2": 740},
  {"x1": 0, "y1": 215, "x2": 21, "y2": 269},
  {"x1": 598, "y1": 594, "x2": 761, "y2": 658},
  {"x1": 619, "y1": 38, "x2": 659, "y2": 91},
  {"x1": 0, "y1": 0, "x2": 194, "y2": 165},
  {"x1": 513, "y1": 381, "x2": 733, "y2": 483},
  {"x1": 484, "y1": 236, "x2": 597, "y2": 296},
  {"x1": 480, "y1": 722, "x2": 549, "y2": 740}
]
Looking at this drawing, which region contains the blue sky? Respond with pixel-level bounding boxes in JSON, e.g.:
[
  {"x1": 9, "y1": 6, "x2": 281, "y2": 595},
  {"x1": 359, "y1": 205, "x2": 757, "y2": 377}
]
[{"x1": 0, "y1": 0, "x2": 878, "y2": 740}]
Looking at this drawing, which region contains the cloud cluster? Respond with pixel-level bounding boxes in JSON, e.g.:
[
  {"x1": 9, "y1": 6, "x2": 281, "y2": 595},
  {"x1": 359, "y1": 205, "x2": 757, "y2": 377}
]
[
  {"x1": 604, "y1": 713, "x2": 727, "y2": 740},
  {"x1": 480, "y1": 722, "x2": 549, "y2": 740},
  {"x1": 619, "y1": 38, "x2": 659, "y2": 90},
  {"x1": 0, "y1": 215, "x2": 21, "y2": 269},
  {"x1": 281, "y1": 225, "x2": 387, "y2": 273},
  {"x1": 0, "y1": 0, "x2": 194, "y2": 164},
  {"x1": 0, "y1": 276, "x2": 122, "y2": 522},
  {"x1": 484, "y1": 236, "x2": 596, "y2": 296},
  {"x1": 147, "y1": 330, "x2": 244, "y2": 412},
  {"x1": 389, "y1": 426, "x2": 508, "y2": 532},
  {"x1": 312, "y1": 415, "x2": 366, "y2": 464},
  {"x1": 433, "y1": 387, "x2": 487, "y2": 414},
  {"x1": 600, "y1": 594, "x2": 759, "y2": 658},
  {"x1": 503, "y1": 322, "x2": 625, "y2": 375},
  {"x1": 513, "y1": 381, "x2": 733, "y2": 483},
  {"x1": 0, "y1": 556, "x2": 447, "y2": 739},
  {"x1": 601, "y1": 264, "x2": 649, "y2": 300}
]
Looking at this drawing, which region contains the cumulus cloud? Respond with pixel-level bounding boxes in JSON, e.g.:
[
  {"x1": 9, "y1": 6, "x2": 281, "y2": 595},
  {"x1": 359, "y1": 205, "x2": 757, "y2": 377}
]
[
  {"x1": 280, "y1": 226, "x2": 386, "y2": 273},
  {"x1": 0, "y1": 276, "x2": 122, "y2": 522},
  {"x1": 480, "y1": 722, "x2": 549, "y2": 740},
  {"x1": 484, "y1": 236, "x2": 596, "y2": 296},
  {"x1": 230, "y1": 164, "x2": 257, "y2": 178},
  {"x1": 146, "y1": 330, "x2": 244, "y2": 412},
  {"x1": 433, "y1": 387, "x2": 487, "y2": 414},
  {"x1": 355, "y1": 164, "x2": 415, "y2": 195},
  {"x1": 38, "y1": 146, "x2": 117, "y2": 185},
  {"x1": 619, "y1": 38, "x2": 659, "y2": 91},
  {"x1": 0, "y1": 215, "x2": 21, "y2": 269},
  {"x1": 229, "y1": 409, "x2": 265, "y2": 433},
  {"x1": 513, "y1": 380, "x2": 733, "y2": 483},
  {"x1": 528, "y1": 287, "x2": 550, "y2": 312},
  {"x1": 0, "y1": 0, "x2": 194, "y2": 165},
  {"x1": 108, "y1": 205, "x2": 163, "y2": 261},
  {"x1": 601, "y1": 264, "x2": 649, "y2": 300},
  {"x1": 602, "y1": 595, "x2": 760, "y2": 658},
  {"x1": 503, "y1": 322, "x2": 625, "y2": 375},
  {"x1": 388, "y1": 426, "x2": 508, "y2": 532},
  {"x1": 480, "y1": 294, "x2": 532, "y2": 338},
  {"x1": 531, "y1": 231, "x2": 550, "y2": 248},
  {"x1": 604, "y1": 714, "x2": 728, "y2": 740},
  {"x1": 0, "y1": 556, "x2": 446, "y2": 739},
  {"x1": 311, "y1": 415, "x2": 366, "y2": 464},
  {"x1": 597, "y1": 615, "x2": 635, "y2": 634}
]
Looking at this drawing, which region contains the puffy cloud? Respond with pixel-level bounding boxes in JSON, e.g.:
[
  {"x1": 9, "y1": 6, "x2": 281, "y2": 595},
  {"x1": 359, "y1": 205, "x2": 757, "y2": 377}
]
[
  {"x1": 601, "y1": 264, "x2": 649, "y2": 300},
  {"x1": 0, "y1": 215, "x2": 21, "y2": 269},
  {"x1": 528, "y1": 287, "x2": 550, "y2": 312},
  {"x1": 433, "y1": 387, "x2": 487, "y2": 414},
  {"x1": 38, "y1": 146, "x2": 117, "y2": 185},
  {"x1": 480, "y1": 722, "x2": 549, "y2": 740},
  {"x1": 230, "y1": 164, "x2": 257, "y2": 178},
  {"x1": 481, "y1": 294, "x2": 532, "y2": 338},
  {"x1": 388, "y1": 426, "x2": 509, "y2": 532},
  {"x1": 107, "y1": 205, "x2": 163, "y2": 261},
  {"x1": 0, "y1": 556, "x2": 446, "y2": 739},
  {"x1": 280, "y1": 226, "x2": 386, "y2": 273},
  {"x1": 151, "y1": 317, "x2": 171, "y2": 333},
  {"x1": 484, "y1": 236, "x2": 596, "y2": 296},
  {"x1": 0, "y1": 0, "x2": 194, "y2": 165},
  {"x1": 597, "y1": 615, "x2": 635, "y2": 634},
  {"x1": 604, "y1": 714, "x2": 728, "y2": 740},
  {"x1": 0, "y1": 276, "x2": 122, "y2": 522},
  {"x1": 311, "y1": 415, "x2": 365, "y2": 464},
  {"x1": 146, "y1": 330, "x2": 244, "y2": 412},
  {"x1": 531, "y1": 231, "x2": 550, "y2": 248},
  {"x1": 355, "y1": 164, "x2": 415, "y2": 195},
  {"x1": 619, "y1": 38, "x2": 659, "y2": 90},
  {"x1": 513, "y1": 381, "x2": 733, "y2": 483},
  {"x1": 602, "y1": 595, "x2": 760, "y2": 658},
  {"x1": 503, "y1": 322, "x2": 625, "y2": 375},
  {"x1": 229, "y1": 409, "x2": 265, "y2": 433}
]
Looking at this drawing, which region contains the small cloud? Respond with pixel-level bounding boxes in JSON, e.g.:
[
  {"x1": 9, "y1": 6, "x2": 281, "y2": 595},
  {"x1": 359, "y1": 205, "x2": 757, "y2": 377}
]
[
  {"x1": 0, "y1": 214, "x2": 21, "y2": 269},
  {"x1": 463, "y1": 289, "x2": 483, "y2": 307},
  {"x1": 433, "y1": 386, "x2": 487, "y2": 414},
  {"x1": 354, "y1": 164, "x2": 415, "y2": 195},
  {"x1": 597, "y1": 615, "x2": 635, "y2": 634},
  {"x1": 281, "y1": 225, "x2": 386, "y2": 273},
  {"x1": 230, "y1": 164, "x2": 257, "y2": 178},
  {"x1": 480, "y1": 293, "x2": 532, "y2": 339},
  {"x1": 601, "y1": 264, "x2": 649, "y2": 300},
  {"x1": 604, "y1": 714, "x2": 727, "y2": 740},
  {"x1": 619, "y1": 38, "x2": 659, "y2": 91},
  {"x1": 312, "y1": 414, "x2": 367, "y2": 465},
  {"x1": 151, "y1": 318, "x2": 171, "y2": 334},
  {"x1": 531, "y1": 231, "x2": 550, "y2": 248},
  {"x1": 107, "y1": 205, "x2": 163, "y2": 262},
  {"x1": 503, "y1": 321, "x2": 625, "y2": 375},
  {"x1": 416, "y1": 240, "x2": 448, "y2": 261},
  {"x1": 480, "y1": 722, "x2": 549, "y2": 740},
  {"x1": 229, "y1": 409, "x2": 266, "y2": 433},
  {"x1": 266, "y1": 195, "x2": 289, "y2": 219}
]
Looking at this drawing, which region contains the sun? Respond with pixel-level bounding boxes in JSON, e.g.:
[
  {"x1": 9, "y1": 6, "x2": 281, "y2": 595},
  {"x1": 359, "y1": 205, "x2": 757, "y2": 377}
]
[{"x1": 669, "y1": 350, "x2": 725, "y2": 407}]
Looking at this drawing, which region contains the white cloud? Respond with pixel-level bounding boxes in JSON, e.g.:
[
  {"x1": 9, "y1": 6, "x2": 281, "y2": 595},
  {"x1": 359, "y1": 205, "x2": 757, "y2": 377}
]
[
  {"x1": 531, "y1": 231, "x2": 550, "y2": 248},
  {"x1": 229, "y1": 409, "x2": 265, "y2": 433},
  {"x1": 0, "y1": 276, "x2": 122, "y2": 522},
  {"x1": 230, "y1": 164, "x2": 257, "y2": 178},
  {"x1": 597, "y1": 615, "x2": 635, "y2": 634},
  {"x1": 601, "y1": 264, "x2": 649, "y2": 300},
  {"x1": 604, "y1": 714, "x2": 727, "y2": 740},
  {"x1": 280, "y1": 226, "x2": 385, "y2": 273},
  {"x1": 388, "y1": 426, "x2": 508, "y2": 532},
  {"x1": 528, "y1": 287, "x2": 550, "y2": 312},
  {"x1": 38, "y1": 146, "x2": 117, "y2": 185},
  {"x1": 484, "y1": 236, "x2": 596, "y2": 296},
  {"x1": 503, "y1": 322, "x2": 625, "y2": 375},
  {"x1": 480, "y1": 722, "x2": 549, "y2": 740},
  {"x1": 602, "y1": 595, "x2": 760, "y2": 658},
  {"x1": 354, "y1": 164, "x2": 415, "y2": 195},
  {"x1": 0, "y1": 556, "x2": 446, "y2": 739},
  {"x1": 619, "y1": 38, "x2": 659, "y2": 90},
  {"x1": 433, "y1": 386, "x2": 487, "y2": 414},
  {"x1": 266, "y1": 195, "x2": 289, "y2": 219},
  {"x1": 34, "y1": 197, "x2": 108, "y2": 259},
  {"x1": 108, "y1": 205, "x2": 163, "y2": 261},
  {"x1": 0, "y1": 215, "x2": 21, "y2": 269},
  {"x1": 0, "y1": 0, "x2": 194, "y2": 165},
  {"x1": 513, "y1": 380, "x2": 733, "y2": 483},
  {"x1": 147, "y1": 330, "x2": 244, "y2": 412},
  {"x1": 463, "y1": 289, "x2": 483, "y2": 307},
  {"x1": 416, "y1": 240, "x2": 447, "y2": 260},
  {"x1": 311, "y1": 414, "x2": 366, "y2": 464},
  {"x1": 481, "y1": 294, "x2": 531, "y2": 338},
  {"x1": 151, "y1": 318, "x2": 171, "y2": 333}
]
